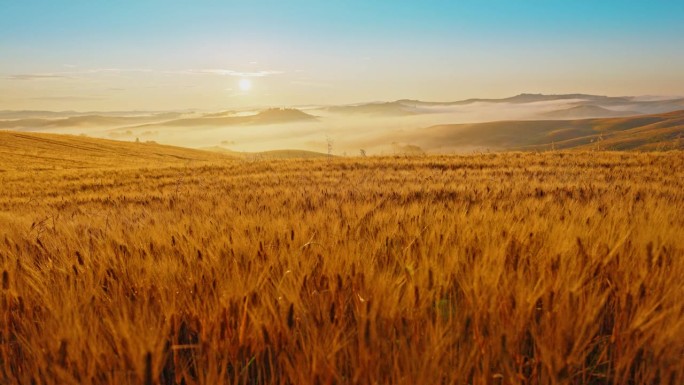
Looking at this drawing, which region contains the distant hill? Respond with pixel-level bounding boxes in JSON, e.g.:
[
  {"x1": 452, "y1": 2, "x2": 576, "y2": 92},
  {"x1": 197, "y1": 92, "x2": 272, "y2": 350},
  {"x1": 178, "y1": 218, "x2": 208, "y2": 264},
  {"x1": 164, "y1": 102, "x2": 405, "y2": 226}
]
[
  {"x1": 409, "y1": 110, "x2": 684, "y2": 152},
  {"x1": 441, "y1": 93, "x2": 633, "y2": 105},
  {"x1": 323, "y1": 94, "x2": 684, "y2": 117},
  {"x1": 200, "y1": 110, "x2": 237, "y2": 118},
  {"x1": 0, "y1": 115, "x2": 176, "y2": 130},
  {"x1": 0, "y1": 110, "x2": 81, "y2": 119},
  {"x1": 0, "y1": 110, "x2": 182, "y2": 119},
  {"x1": 0, "y1": 131, "x2": 228, "y2": 170},
  {"x1": 541, "y1": 105, "x2": 638, "y2": 119},
  {"x1": 370, "y1": 94, "x2": 635, "y2": 107},
  {"x1": 255, "y1": 108, "x2": 318, "y2": 123},
  {"x1": 201, "y1": 146, "x2": 328, "y2": 159},
  {"x1": 0, "y1": 112, "x2": 188, "y2": 131},
  {"x1": 4, "y1": 94, "x2": 684, "y2": 128},
  {"x1": 327, "y1": 101, "x2": 421, "y2": 116},
  {"x1": 498, "y1": 93, "x2": 632, "y2": 104},
  {"x1": 134, "y1": 108, "x2": 318, "y2": 128},
  {"x1": 0, "y1": 108, "x2": 316, "y2": 131}
]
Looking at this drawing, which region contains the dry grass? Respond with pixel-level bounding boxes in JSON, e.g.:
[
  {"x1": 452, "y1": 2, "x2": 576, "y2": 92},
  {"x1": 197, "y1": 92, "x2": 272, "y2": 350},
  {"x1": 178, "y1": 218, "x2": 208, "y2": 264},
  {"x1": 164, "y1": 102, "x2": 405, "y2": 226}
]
[
  {"x1": 1, "y1": 147, "x2": 683, "y2": 384},
  {"x1": 0, "y1": 131, "x2": 226, "y2": 171},
  {"x1": 416, "y1": 110, "x2": 684, "y2": 152}
]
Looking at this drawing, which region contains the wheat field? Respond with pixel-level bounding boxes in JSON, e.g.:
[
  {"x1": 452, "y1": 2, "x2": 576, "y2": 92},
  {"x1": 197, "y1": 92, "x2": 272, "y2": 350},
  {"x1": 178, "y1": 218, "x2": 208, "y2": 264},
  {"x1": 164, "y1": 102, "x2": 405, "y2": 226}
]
[{"x1": 1, "y1": 147, "x2": 683, "y2": 384}]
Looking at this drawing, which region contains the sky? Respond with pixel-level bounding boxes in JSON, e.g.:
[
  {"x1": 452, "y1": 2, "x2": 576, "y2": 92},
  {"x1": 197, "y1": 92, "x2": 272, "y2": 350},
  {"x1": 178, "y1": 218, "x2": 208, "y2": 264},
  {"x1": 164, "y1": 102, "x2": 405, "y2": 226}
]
[{"x1": 1, "y1": 0, "x2": 684, "y2": 111}]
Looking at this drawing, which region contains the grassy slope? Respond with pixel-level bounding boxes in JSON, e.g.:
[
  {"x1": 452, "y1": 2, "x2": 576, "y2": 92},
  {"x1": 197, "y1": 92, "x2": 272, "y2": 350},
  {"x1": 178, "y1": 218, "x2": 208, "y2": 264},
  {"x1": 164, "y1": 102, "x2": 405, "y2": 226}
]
[
  {"x1": 0, "y1": 131, "x2": 229, "y2": 170},
  {"x1": 420, "y1": 110, "x2": 684, "y2": 151},
  {"x1": 540, "y1": 104, "x2": 637, "y2": 119},
  {"x1": 201, "y1": 146, "x2": 329, "y2": 159}
]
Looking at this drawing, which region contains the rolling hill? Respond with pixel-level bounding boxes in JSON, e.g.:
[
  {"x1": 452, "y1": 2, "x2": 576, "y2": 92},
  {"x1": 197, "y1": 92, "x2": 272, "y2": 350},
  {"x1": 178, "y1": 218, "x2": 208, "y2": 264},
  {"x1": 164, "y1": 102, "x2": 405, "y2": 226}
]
[
  {"x1": 132, "y1": 108, "x2": 318, "y2": 129},
  {"x1": 541, "y1": 104, "x2": 638, "y2": 119},
  {"x1": 0, "y1": 131, "x2": 333, "y2": 172},
  {"x1": 408, "y1": 110, "x2": 684, "y2": 152},
  {"x1": 442, "y1": 93, "x2": 634, "y2": 105},
  {"x1": 0, "y1": 114, "x2": 182, "y2": 130},
  {"x1": 0, "y1": 109, "x2": 317, "y2": 133},
  {"x1": 0, "y1": 110, "x2": 182, "y2": 119},
  {"x1": 0, "y1": 131, "x2": 229, "y2": 170},
  {"x1": 326, "y1": 101, "x2": 422, "y2": 116},
  {"x1": 200, "y1": 146, "x2": 329, "y2": 159},
  {"x1": 322, "y1": 94, "x2": 684, "y2": 118}
]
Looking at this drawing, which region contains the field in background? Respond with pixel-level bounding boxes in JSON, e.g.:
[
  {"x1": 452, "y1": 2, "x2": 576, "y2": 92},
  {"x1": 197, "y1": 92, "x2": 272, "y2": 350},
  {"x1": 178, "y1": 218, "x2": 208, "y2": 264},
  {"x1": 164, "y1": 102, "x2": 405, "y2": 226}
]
[{"x1": 1, "y1": 135, "x2": 683, "y2": 385}]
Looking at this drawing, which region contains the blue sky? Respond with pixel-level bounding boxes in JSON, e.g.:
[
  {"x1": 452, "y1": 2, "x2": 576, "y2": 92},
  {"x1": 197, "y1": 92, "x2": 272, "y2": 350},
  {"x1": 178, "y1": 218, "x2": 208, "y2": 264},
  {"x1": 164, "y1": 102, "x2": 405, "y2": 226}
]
[{"x1": 2, "y1": 1, "x2": 683, "y2": 110}]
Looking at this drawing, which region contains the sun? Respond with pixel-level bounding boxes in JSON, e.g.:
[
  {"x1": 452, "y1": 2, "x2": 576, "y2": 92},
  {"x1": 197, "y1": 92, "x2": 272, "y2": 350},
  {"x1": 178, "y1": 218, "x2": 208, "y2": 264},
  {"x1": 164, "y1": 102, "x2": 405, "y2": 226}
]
[{"x1": 239, "y1": 78, "x2": 252, "y2": 91}]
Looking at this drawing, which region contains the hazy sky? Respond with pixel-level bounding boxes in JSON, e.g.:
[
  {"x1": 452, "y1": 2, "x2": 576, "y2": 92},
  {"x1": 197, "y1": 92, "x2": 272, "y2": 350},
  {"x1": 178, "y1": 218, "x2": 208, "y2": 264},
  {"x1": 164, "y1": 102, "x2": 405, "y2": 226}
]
[{"x1": 2, "y1": 0, "x2": 683, "y2": 111}]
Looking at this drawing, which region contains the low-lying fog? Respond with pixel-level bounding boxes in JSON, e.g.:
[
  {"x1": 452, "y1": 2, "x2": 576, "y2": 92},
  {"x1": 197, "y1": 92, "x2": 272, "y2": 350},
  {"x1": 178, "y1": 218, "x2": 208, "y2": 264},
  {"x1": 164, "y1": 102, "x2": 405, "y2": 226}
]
[{"x1": 3, "y1": 95, "x2": 683, "y2": 155}]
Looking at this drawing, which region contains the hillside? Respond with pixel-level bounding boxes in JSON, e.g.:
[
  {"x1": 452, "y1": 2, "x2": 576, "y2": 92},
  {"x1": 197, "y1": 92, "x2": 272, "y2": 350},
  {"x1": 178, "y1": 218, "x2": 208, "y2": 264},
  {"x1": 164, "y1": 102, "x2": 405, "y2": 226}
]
[
  {"x1": 0, "y1": 131, "x2": 228, "y2": 170},
  {"x1": 447, "y1": 93, "x2": 634, "y2": 105},
  {"x1": 541, "y1": 104, "x2": 637, "y2": 119},
  {"x1": 201, "y1": 146, "x2": 329, "y2": 159},
  {"x1": 133, "y1": 108, "x2": 318, "y2": 128},
  {"x1": 0, "y1": 114, "x2": 180, "y2": 130},
  {"x1": 0, "y1": 109, "x2": 317, "y2": 134},
  {"x1": 326, "y1": 101, "x2": 421, "y2": 116},
  {"x1": 0, "y1": 110, "x2": 181, "y2": 119},
  {"x1": 322, "y1": 94, "x2": 684, "y2": 119},
  {"x1": 409, "y1": 110, "x2": 684, "y2": 152}
]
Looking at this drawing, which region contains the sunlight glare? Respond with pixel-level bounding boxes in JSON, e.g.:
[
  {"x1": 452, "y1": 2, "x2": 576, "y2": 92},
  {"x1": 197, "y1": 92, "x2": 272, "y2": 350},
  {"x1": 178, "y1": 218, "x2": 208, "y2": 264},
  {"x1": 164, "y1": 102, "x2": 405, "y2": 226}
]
[{"x1": 239, "y1": 78, "x2": 252, "y2": 91}]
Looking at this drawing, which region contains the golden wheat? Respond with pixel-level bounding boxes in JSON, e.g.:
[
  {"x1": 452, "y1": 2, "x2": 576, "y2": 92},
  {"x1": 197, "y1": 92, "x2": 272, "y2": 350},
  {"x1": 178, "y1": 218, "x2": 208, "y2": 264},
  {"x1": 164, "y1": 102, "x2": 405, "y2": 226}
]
[{"x1": 1, "y1": 151, "x2": 683, "y2": 385}]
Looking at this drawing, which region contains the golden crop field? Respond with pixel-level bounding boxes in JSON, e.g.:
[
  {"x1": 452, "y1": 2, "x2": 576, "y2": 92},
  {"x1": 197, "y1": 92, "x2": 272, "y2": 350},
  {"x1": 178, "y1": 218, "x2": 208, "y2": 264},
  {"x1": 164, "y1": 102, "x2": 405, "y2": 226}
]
[{"x1": 1, "y1": 136, "x2": 683, "y2": 385}]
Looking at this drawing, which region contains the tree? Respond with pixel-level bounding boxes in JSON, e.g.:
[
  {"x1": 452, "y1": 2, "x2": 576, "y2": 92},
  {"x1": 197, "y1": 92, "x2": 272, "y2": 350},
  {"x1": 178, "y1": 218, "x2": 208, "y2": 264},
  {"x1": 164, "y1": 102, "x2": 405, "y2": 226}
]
[{"x1": 326, "y1": 135, "x2": 334, "y2": 160}]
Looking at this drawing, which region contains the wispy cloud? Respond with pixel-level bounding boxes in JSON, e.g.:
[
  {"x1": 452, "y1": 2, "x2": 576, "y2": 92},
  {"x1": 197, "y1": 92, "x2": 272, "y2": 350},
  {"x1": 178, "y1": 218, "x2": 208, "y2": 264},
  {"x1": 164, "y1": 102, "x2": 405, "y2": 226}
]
[
  {"x1": 48, "y1": 68, "x2": 154, "y2": 78},
  {"x1": 180, "y1": 69, "x2": 283, "y2": 77},
  {"x1": 6, "y1": 68, "x2": 282, "y2": 80},
  {"x1": 30, "y1": 95, "x2": 105, "y2": 101},
  {"x1": 83, "y1": 68, "x2": 154, "y2": 74},
  {"x1": 290, "y1": 80, "x2": 332, "y2": 88},
  {"x1": 7, "y1": 73, "x2": 73, "y2": 80},
  {"x1": 5, "y1": 68, "x2": 150, "y2": 80}
]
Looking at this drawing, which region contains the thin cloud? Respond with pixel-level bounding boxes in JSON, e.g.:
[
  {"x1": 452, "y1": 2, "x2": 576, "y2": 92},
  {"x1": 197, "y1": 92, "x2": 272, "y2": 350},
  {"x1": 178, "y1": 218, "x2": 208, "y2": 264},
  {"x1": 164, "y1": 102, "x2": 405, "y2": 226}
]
[
  {"x1": 290, "y1": 80, "x2": 332, "y2": 88},
  {"x1": 6, "y1": 68, "x2": 282, "y2": 81},
  {"x1": 30, "y1": 95, "x2": 105, "y2": 101},
  {"x1": 83, "y1": 68, "x2": 154, "y2": 74},
  {"x1": 7, "y1": 74, "x2": 73, "y2": 80},
  {"x1": 7, "y1": 68, "x2": 154, "y2": 80},
  {"x1": 93, "y1": 68, "x2": 282, "y2": 77},
  {"x1": 182, "y1": 69, "x2": 283, "y2": 77}
]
